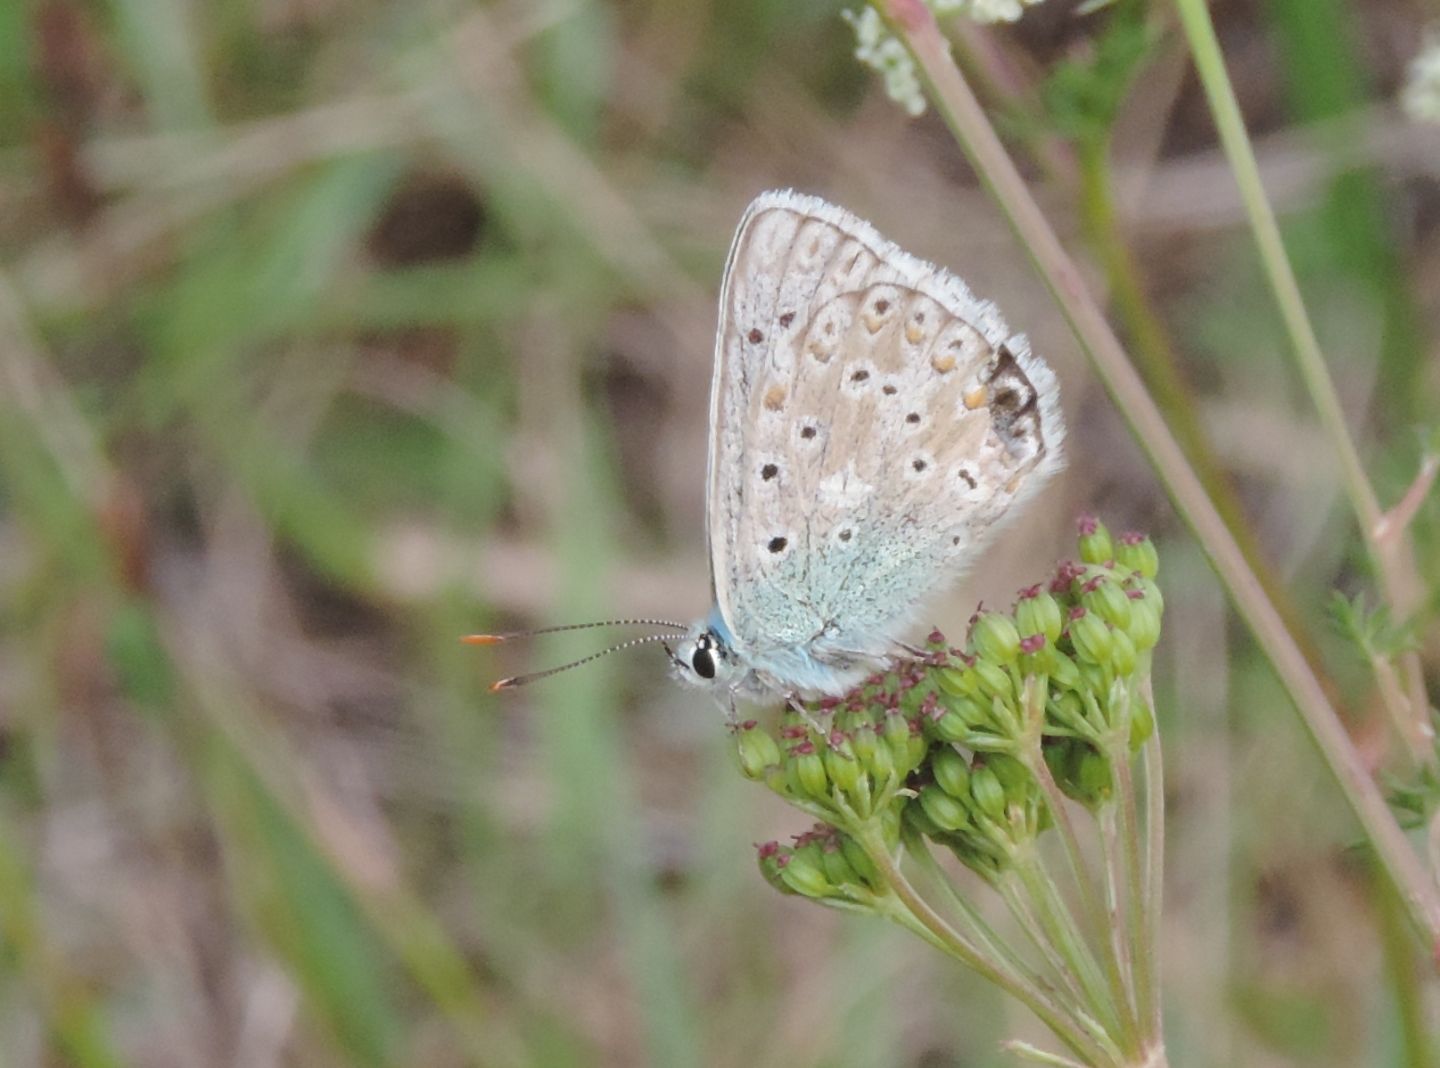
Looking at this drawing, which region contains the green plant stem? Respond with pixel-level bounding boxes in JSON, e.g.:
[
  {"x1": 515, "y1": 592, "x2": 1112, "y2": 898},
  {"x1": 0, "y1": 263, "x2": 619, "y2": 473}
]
[
  {"x1": 1376, "y1": 873, "x2": 1438, "y2": 1068},
  {"x1": 1169, "y1": 0, "x2": 1432, "y2": 755},
  {"x1": 1108, "y1": 737, "x2": 1153, "y2": 1045},
  {"x1": 873, "y1": 0, "x2": 1440, "y2": 948},
  {"x1": 1096, "y1": 805, "x2": 1132, "y2": 993},
  {"x1": 1074, "y1": 141, "x2": 1330, "y2": 682},
  {"x1": 858, "y1": 826, "x2": 1112, "y2": 1066},
  {"x1": 1014, "y1": 849, "x2": 1128, "y2": 1050},
  {"x1": 1141, "y1": 693, "x2": 1165, "y2": 1043},
  {"x1": 997, "y1": 871, "x2": 1096, "y2": 1012},
  {"x1": 906, "y1": 832, "x2": 1066, "y2": 1002},
  {"x1": 1021, "y1": 693, "x2": 1139, "y2": 1046}
]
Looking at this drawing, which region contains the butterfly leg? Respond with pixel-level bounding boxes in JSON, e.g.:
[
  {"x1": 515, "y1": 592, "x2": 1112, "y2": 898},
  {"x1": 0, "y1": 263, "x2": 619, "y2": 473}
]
[
  {"x1": 785, "y1": 694, "x2": 832, "y2": 744},
  {"x1": 724, "y1": 688, "x2": 741, "y2": 728}
]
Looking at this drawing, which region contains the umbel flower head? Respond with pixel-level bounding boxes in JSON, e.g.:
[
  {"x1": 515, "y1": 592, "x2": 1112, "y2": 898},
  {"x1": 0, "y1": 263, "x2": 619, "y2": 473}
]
[
  {"x1": 738, "y1": 516, "x2": 1162, "y2": 904},
  {"x1": 844, "y1": 1, "x2": 1050, "y2": 117},
  {"x1": 1403, "y1": 33, "x2": 1440, "y2": 123}
]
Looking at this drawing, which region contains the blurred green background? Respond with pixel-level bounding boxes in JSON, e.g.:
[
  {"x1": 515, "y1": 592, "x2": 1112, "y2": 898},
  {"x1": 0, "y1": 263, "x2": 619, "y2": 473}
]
[{"x1": 2, "y1": 0, "x2": 1439, "y2": 1065}]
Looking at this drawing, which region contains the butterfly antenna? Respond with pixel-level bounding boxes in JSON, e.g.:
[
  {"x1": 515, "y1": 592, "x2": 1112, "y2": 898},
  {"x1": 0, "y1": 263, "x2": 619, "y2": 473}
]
[
  {"x1": 462, "y1": 618, "x2": 688, "y2": 645},
  {"x1": 480, "y1": 632, "x2": 678, "y2": 692}
]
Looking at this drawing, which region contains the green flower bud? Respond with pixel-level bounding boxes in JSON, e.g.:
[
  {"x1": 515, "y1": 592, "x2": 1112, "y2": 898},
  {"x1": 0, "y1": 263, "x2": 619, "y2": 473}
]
[
  {"x1": 821, "y1": 838, "x2": 863, "y2": 888},
  {"x1": 1068, "y1": 607, "x2": 1113, "y2": 666},
  {"x1": 1079, "y1": 662, "x2": 1110, "y2": 698},
  {"x1": 823, "y1": 735, "x2": 861, "y2": 793},
  {"x1": 931, "y1": 744, "x2": 972, "y2": 799},
  {"x1": 933, "y1": 711, "x2": 967, "y2": 742},
  {"x1": 840, "y1": 834, "x2": 882, "y2": 889},
  {"x1": 905, "y1": 730, "x2": 928, "y2": 772},
  {"x1": 1125, "y1": 591, "x2": 1163, "y2": 652},
  {"x1": 864, "y1": 732, "x2": 895, "y2": 781},
  {"x1": 1047, "y1": 651, "x2": 1082, "y2": 692},
  {"x1": 1075, "y1": 746, "x2": 1112, "y2": 803},
  {"x1": 1018, "y1": 633, "x2": 1058, "y2": 678},
  {"x1": 973, "y1": 658, "x2": 1014, "y2": 702},
  {"x1": 882, "y1": 712, "x2": 913, "y2": 767},
  {"x1": 851, "y1": 723, "x2": 880, "y2": 766},
  {"x1": 1046, "y1": 740, "x2": 1111, "y2": 807},
  {"x1": 1015, "y1": 586, "x2": 1064, "y2": 645},
  {"x1": 903, "y1": 795, "x2": 944, "y2": 837},
  {"x1": 986, "y1": 753, "x2": 1031, "y2": 798},
  {"x1": 936, "y1": 665, "x2": 980, "y2": 698},
  {"x1": 1130, "y1": 697, "x2": 1155, "y2": 750},
  {"x1": 757, "y1": 841, "x2": 792, "y2": 894},
  {"x1": 736, "y1": 721, "x2": 782, "y2": 779},
  {"x1": 1137, "y1": 577, "x2": 1164, "y2": 616},
  {"x1": 779, "y1": 845, "x2": 833, "y2": 898},
  {"x1": 1108, "y1": 627, "x2": 1138, "y2": 677},
  {"x1": 1115, "y1": 531, "x2": 1159, "y2": 579},
  {"x1": 919, "y1": 784, "x2": 971, "y2": 832},
  {"x1": 932, "y1": 696, "x2": 986, "y2": 743},
  {"x1": 1077, "y1": 514, "x2": 1114, "y2": 565},
  {"x1": 972, "y1": 612, "x2": 1021, "y2": 665},
  {"x1": 789, "y1": 743, "x2": 829, "y2": 799},
  {"x1": 1083, "y1": 578, "x2": 1133, "y2": 631},
  {"x1": 970, "y1": 766, "x2": 1008, "y2": 821}
]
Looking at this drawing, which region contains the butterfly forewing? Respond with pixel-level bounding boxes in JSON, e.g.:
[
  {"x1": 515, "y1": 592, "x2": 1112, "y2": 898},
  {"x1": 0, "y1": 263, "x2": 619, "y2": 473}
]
[{"x1": 707, "y1": 191, "x2": 1064, "y2": 677}]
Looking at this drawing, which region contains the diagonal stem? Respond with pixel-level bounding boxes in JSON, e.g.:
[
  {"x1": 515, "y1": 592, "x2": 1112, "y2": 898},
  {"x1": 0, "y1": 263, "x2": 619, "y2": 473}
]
[
  {"x1": 1169, "y1": 0, "x2": 1432, "y2": 759},
  {"x1": 871, "y1": 0, "x2": 1440, "y2": 948}
]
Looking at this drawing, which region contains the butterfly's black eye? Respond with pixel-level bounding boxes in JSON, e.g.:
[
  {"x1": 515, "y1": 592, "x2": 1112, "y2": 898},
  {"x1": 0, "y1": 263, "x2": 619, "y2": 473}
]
[{"x1": 691, "y1": 644, "x2": 717, "y2": 680}]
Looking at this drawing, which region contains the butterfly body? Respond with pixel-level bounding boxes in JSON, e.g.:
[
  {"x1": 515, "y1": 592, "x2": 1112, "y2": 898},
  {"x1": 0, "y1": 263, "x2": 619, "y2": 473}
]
[
  {"x1": 671, "y1": 190, "x2": 1065, "y2": 703},
  {"x1": 669, "y1": 609, "x2": 881, "y2": 700}
]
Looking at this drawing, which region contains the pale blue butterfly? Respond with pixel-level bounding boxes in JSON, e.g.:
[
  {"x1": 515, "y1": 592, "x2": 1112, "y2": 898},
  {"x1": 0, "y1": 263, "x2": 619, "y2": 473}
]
[{"x1": 470, "y1": 190, "x2": 1064, "y2": 708}]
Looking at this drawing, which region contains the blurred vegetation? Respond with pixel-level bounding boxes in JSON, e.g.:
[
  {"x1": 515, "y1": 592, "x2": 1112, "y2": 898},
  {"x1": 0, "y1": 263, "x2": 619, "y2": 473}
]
[{"x1": 1, "y1": 1, "x2": 1439, "y2": 1066}]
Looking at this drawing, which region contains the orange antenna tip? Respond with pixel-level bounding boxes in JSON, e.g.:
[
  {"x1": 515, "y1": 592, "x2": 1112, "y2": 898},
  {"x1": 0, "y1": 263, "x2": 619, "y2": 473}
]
[
  {"x1": 462, "y1": 634, "x2": 505, "y2": 645},
  {"x1": 489, "y1": 677, "x2": 517, "y2": 693}
]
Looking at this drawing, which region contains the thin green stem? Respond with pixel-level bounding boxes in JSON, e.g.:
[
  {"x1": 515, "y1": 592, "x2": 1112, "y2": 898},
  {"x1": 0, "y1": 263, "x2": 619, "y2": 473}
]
[
  {"x1": 873, "y1": 0, "x2": 1440, "y2": 948},
  {"x1": 857, "y1": 827, "x2": 1112, "y2": 1065},
  {"x1": 1109, "y1": 732, "x2": 1152, "y2": 1045},
  {"x1": 1170, "y1": 0, "x2": 1432, "y2": 754},
  {"x1": 1014, "y1": 848, "x2": 1127, "y2": 1050},
  {"x1": 1022, "y1": 680, "x2": 1139, "y2": 1044},
  {"x1": 906, "y1": 832, "x2": 1064, "y2": 1001},
  {"x1": 1097, "y1": 804, "x2": 1133, "y2": 993},
  {"x1": 1002, "y1": 1039, "x2": 1091, "y2": 1068},
  {"x1": 1075, "y1": 140, "x2": 1332, "y2": 683},
  {"x1": 1141, "y1": 692, "x2": 1166, "y2": 1044},
  {"x1": 998, "y1": 872, "x2": 1098, "y2": 1017}
]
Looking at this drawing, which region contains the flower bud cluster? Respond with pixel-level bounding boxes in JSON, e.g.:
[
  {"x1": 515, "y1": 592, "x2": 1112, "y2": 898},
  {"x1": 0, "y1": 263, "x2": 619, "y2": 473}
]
[
  {"x1": 904, "y1": 749, "x2": 1049, "y2": 878},
  {"x1": 738, "y1": 517, "x2": 1162, "y2": 888},
  {"x1": 735, "y1": 641, "x2": 942, "y2": 837},
  {"x1": 756, "y1": 824, "x2": 886, "y2": 905}
]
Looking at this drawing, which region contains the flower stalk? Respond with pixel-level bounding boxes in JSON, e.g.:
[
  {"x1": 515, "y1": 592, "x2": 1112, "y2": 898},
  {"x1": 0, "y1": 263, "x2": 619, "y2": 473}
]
[{"x1": 1169, "y1": 0, "x2": 1433, "y2": 765}]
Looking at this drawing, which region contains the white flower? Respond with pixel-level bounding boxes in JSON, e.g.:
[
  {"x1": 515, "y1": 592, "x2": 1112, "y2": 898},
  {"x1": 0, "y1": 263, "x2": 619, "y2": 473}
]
[
  {"x1": 1402, "y1": 34, "x2": 1440, "y2": 124},
  {"x1": 937, "y1": 0, "x2": 1045, "y2": 24},
  {"x1": 843, "y1": 0, "x2": 1050, "y2": 118},
  {"x1": 843, "y1": 7, "x2": 927, "y2": 117}
]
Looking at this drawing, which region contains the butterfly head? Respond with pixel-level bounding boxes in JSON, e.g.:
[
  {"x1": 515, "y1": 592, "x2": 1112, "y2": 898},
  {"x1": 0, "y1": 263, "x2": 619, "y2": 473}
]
[{"x1": 667, "y1": 621, "x2": 742, "y2": 692}]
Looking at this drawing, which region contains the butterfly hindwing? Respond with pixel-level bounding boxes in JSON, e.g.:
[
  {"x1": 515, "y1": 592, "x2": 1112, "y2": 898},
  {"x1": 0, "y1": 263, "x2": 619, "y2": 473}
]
[{"x1": 707, "y1": 191, "x2": 1065, "y2": 684}]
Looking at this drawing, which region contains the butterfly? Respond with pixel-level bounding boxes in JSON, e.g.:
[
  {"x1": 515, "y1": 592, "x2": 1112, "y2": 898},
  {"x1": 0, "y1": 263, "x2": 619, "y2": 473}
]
[{"x1": 470, "y1": 190, "x2": 1064, "y2": 709}]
